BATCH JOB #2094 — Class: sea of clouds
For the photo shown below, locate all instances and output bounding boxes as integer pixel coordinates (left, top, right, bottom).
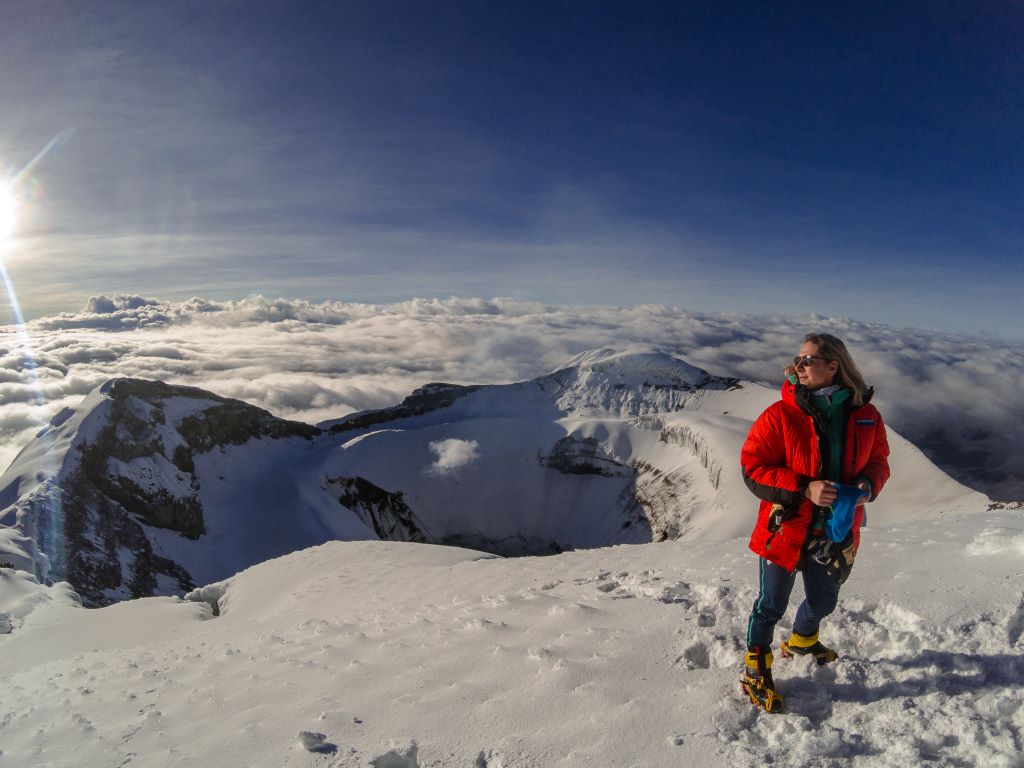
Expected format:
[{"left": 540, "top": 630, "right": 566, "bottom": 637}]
[{"left": 1, "top": 294, "right": 1021, "bottom": 500}]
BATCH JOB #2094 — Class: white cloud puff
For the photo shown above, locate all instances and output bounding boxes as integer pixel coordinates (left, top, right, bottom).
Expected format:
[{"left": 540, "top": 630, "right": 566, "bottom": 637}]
[
  {"left": 0, "top": 294, "right": 1021, "bottom": 499},
  {"left": 427, "top": 439, "right": 481, "bottom": 476}
]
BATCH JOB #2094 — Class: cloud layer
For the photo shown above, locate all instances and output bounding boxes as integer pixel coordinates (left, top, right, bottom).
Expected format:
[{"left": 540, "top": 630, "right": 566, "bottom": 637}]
[{"left": 2, "top": 295, "right": 1021, "bottom": 500}]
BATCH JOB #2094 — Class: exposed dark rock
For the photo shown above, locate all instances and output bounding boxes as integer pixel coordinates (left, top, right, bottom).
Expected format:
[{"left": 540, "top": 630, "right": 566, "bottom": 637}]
[
  {"left": 439, "top": 532, "right": 565, "bottom": 557},
  {"left": 84, "top": 378, "right": 319, "bottom": 541},
  {"left": 35, "top": 483, "right": 195, "bottom": 607},
  {"left": 328, "top": 476, "right": 428, "bottom": 542},
  {"left": 630, "top": 461, "right": 692, "bottom": 541},
  {"left": 8, "top": 352, "right": 744, "bottom": 605},
  {"left": 541, "top": 436, "right": 632, "bottom": 477},
  {"left": 987, "top": 501, "right": 1024, "bottom": 510},
  {"left": 35, "top": 378, "right": 323, "bottom": 606},
  {"left": 177, "top": 402, "right": 319, "bottom": 453},
  {"left": 172, "top": 444, "right": 195, "bottom": 475},
  {"left": 76, "top": 382, "right": 204, "bottom": 539},
  {"left": 328, "top": 383, "right": 481, "bottom": 434}
]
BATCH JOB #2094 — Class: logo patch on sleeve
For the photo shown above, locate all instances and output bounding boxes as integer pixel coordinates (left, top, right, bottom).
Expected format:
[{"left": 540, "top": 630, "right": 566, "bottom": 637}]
[{"left": 856, "top": 418, "right": 876, "bottom": 425}]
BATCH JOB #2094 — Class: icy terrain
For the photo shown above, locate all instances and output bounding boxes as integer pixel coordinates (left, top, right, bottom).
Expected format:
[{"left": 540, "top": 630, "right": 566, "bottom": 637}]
[
  {"left": 0, "top": 349, "right": 983, "bottom": 604},
  {"left": 0, "top": 347, "right": 1017, "bottom": 766},
  {"left": 1, "top": 503, "right": 1022, "bottom": 767}
]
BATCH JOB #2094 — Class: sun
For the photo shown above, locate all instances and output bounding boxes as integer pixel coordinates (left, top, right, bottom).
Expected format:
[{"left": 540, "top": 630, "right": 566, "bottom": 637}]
[{"left": 0, "top": 182, "right": 17, "bottom": 241}]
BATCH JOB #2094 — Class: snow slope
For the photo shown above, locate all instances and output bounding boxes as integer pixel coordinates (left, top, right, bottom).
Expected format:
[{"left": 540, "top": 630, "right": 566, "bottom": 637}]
[
  {"left": 318, "top": 347, "right": 986, "bottom": 548},
  {"left": 1, "top": 503, "right": 1022, "bottom": 767},
  {"left": 0, "top": 348, "right": 1015, "bottom": 766},
  {"left": 0, "top": 379, "right": 376, "bottom": 604},
  {"left": 0, "top": 348, "right": 987, "bottom": 607}
]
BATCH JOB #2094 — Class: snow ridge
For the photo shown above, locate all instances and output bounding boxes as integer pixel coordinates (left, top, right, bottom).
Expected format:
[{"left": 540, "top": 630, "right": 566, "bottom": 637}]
[
  {"left": 0, "top": 348, "right": 1014, "bottom": 768},
  {"left": 549, "top": 347, "right": 741, "bottom": 416},
  {"left": 0, "top": 348, "right": 989, "bottom": 609},
  {"left": 657, "top": 420, "right": 726, "bottom": 490}
]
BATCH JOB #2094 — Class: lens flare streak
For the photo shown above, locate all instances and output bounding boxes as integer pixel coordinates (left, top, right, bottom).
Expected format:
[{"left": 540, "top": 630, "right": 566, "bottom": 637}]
[
  {"left": 0, "top": 129, "right": 75, "bottom": 582},
  {"left": 0, "top": 184, "right": 15, "bottom": 241}
]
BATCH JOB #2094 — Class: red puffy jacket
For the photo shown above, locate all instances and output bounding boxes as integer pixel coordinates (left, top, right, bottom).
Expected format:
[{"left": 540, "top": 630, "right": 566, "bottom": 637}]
[{"left": 741, "top": 378, "right": 890, "bottom": 571}]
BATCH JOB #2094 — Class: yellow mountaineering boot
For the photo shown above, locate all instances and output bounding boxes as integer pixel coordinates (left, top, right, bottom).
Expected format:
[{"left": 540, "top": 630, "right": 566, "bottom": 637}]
[
  {"left": 741, "top": 647, "right": 784, "bottom": 713},
  {"left": 780, "top": 631, "right": 839, "bottom": 665}
]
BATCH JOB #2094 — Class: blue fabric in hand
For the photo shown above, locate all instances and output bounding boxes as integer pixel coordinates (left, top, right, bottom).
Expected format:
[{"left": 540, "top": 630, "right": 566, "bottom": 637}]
[{"left": 826, "top": 483, "right": 868, "bottom": 543}]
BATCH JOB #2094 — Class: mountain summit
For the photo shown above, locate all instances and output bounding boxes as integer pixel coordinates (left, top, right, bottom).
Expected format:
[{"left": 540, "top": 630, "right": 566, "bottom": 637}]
[
  {"left": 0, "top": 350, "right": 985, "bottom": 606},
  {"left": 548, "top": 347, "right": 740, "bottom": 414}
]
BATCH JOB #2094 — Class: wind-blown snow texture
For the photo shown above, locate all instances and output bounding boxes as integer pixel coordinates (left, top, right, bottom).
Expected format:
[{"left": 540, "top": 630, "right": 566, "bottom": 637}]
[{"left": 2, "top": 506, "right": 1022, "bottom": 767}]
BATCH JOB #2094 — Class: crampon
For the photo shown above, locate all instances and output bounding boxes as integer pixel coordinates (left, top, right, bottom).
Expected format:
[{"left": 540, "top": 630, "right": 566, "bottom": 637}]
[
  {"left": 741, "top": 671, "right": 785, "bottom": 713},
  {"left": 780, "top": 632, "right": 839, "bottom": 666},
  {"left": 741, "top": 647, "right": 785, "bottom": 713}
]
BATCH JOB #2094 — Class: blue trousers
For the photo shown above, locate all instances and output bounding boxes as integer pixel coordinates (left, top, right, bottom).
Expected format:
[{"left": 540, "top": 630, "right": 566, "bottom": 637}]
[{"left": 746, "top": 556, "right": 841, "bottom": 650}]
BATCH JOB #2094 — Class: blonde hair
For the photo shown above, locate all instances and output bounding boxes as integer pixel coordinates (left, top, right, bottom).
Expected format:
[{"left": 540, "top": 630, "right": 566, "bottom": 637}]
[{"left": 785, "top": 333, "right": 869, "bottom": 406}]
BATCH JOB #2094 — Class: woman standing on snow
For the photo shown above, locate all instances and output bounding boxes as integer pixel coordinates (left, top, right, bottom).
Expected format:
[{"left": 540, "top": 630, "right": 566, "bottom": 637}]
[{"left": 739, "top": 333, "right": 890, "bottom": 713}]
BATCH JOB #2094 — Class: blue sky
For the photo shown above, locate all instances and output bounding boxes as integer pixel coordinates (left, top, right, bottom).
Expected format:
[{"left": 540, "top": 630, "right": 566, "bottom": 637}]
[{"left": 1, "top": 1, "right": 1021, "bottom": 336}]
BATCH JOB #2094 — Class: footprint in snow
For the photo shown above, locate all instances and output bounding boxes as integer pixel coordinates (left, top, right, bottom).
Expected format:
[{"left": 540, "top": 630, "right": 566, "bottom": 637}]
[
  {"left": 475, "top": 750, "right": 508, "bottom": 767},
  {"left": 676, "top": 642, "right": 711, "bottom": 670},
  {"left": 1007, "top": 595, "right": 1024, "bottom": 647},
  {"left": 657, "top": 581, "right": 693, "bottom": 604},
  {"left": 370, "top": 742, "right": 419, "bottom": 767},
  {"left": 297, "top": 731, "right": 337, "bottom": 754},
  {"left": 710, "top": 691, "right": 759, "bottom": 739}
]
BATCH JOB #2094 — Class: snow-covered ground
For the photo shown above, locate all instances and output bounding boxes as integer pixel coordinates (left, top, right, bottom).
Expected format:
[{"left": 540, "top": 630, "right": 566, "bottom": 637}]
[
  {"left": 0, "top": 348, "right": 985, "bottom": 600},
  {"left": 0, "top": 347, "right": 1019, "bottom": 766},
  {"left": 2, "top": 501, "right": 1022, "bottom": 767}
]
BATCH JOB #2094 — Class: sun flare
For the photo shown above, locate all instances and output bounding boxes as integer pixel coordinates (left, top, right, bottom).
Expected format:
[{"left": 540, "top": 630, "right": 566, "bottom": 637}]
[{"left": 0, "top": 182, "right": 17, "bottom": 241}]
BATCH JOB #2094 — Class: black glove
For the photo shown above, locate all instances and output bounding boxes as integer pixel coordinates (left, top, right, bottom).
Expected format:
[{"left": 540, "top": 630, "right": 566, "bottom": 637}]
[
  {"left": 824, "top": 533, "right": 856, "bottom": 585},
  {"left": 767, "top": 503, "right": 795, "bottom": 532}
]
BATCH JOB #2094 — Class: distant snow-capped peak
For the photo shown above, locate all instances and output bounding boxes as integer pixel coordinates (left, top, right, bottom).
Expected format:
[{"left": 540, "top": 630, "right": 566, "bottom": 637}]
[
  {"left": 553, "top": 347, "right": 714, "bottom": 384},
  {"left": 546, "top": 347, "right": 741, "bottom": 416}
]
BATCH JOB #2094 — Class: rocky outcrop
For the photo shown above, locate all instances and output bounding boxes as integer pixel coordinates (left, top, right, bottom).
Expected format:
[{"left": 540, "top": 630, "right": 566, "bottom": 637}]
[
  {"left": 328, "top": 383, "right": 482, "bottom": 434},
  {"left": 326, "top": 476, "right": 428, "bottom": 542},
  {"left": 658, "top": 423, "right": 725, "bottom": 490},
  {"left": 438, "top": 531, "right": 566, "bottom": 557},
  {"left": 630, "top": 461, "right": 695, "bottom": 541},
  {"left": 41, "top": 480, "right": 197, "bottom": 607},
  {"left": 1, "top": 349, "right": 771, "bottom": 608},
  {"left": 177, "top": 399, "right": 320, "bottom": 453},
  {"left": 541, "top": 436, "right": 633, "bottom": 478},
  {"left": 79, "top": 379, "right": 318, "bottom": 539},
  {"left": 14, "top": 378, "right": 322, "bottom": 606}
]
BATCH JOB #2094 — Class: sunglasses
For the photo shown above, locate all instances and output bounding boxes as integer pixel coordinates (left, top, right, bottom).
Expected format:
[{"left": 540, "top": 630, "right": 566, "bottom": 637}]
[{"left": 793, "top": 355, "right": 826, "bottom": 368}]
